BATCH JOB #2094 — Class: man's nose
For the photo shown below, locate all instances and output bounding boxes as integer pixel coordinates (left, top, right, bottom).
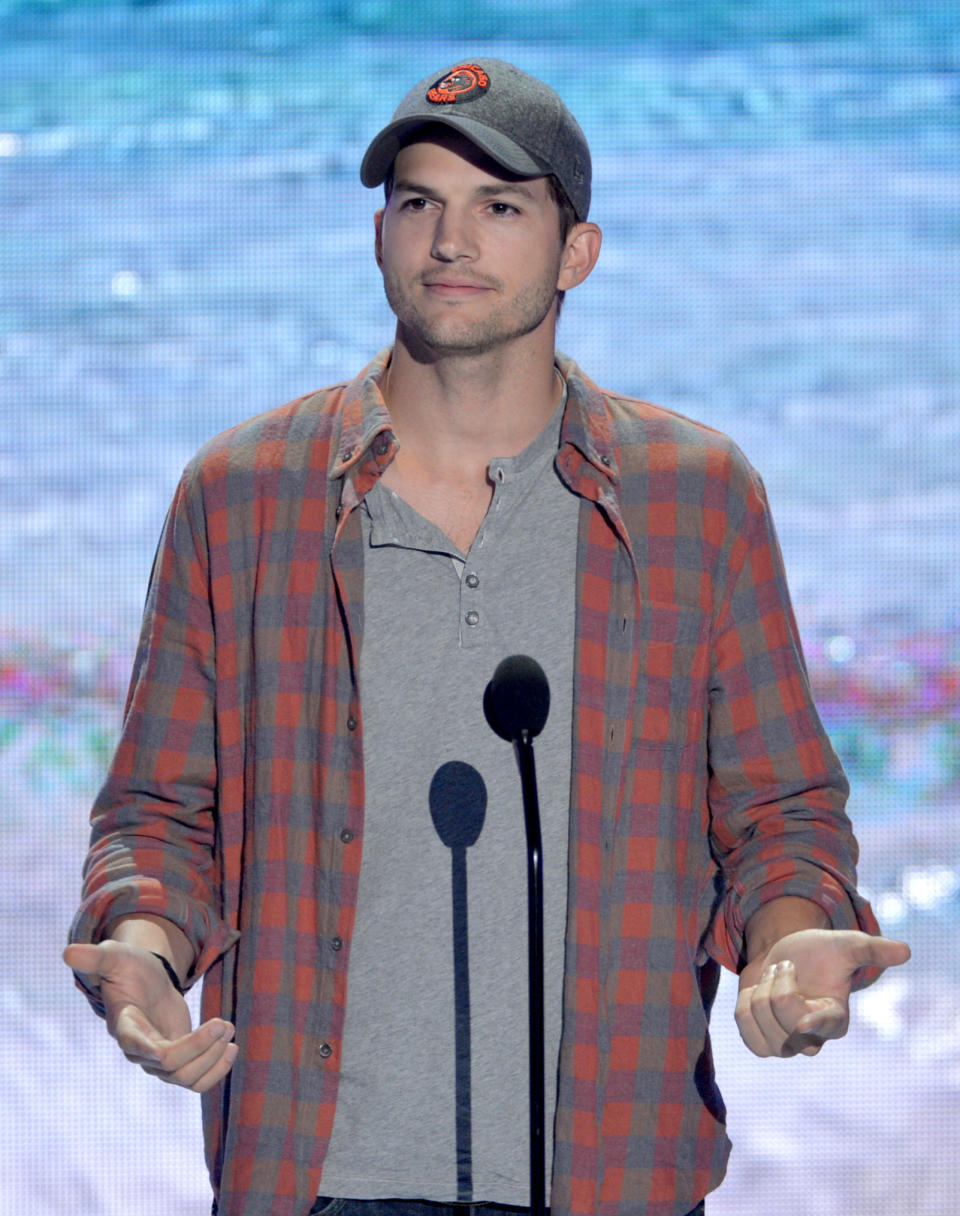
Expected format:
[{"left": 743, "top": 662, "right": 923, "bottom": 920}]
[{"left": 431, "top": 207, "right": 478, "bottom": 261}]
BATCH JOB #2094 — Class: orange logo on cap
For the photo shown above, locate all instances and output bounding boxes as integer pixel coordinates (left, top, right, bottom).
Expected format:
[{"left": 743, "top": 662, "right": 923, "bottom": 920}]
[{"left": 427, "top": 64, "right": 490, "bottom": 104}]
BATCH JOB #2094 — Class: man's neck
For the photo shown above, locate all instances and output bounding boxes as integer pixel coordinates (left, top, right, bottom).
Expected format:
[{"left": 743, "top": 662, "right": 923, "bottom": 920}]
[
  {"left": 375, "top": 326, "right": 564, "bottom": 553},
  {"left": 382, "top": 328, "right": 563, "bottom": 472}
]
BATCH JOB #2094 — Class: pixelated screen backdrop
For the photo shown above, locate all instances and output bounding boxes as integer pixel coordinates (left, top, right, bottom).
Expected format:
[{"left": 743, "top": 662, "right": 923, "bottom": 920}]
[{"left": 2, "top": 2, "right": 958, "bottom": 1213}]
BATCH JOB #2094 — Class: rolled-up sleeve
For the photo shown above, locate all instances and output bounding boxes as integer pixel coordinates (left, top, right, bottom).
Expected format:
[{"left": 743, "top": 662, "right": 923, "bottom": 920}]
[
  {"left": 700, "top": 468, "right": 879, "bottom": 973},
  {"left": 69, "top": 465, "right": 239, "bottom": 1015}
]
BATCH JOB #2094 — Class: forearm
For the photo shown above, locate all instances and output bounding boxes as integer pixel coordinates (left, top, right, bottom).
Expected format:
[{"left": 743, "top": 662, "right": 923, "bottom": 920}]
[{"left": 107, "top": 914, "right": 194, "bottom": 985}]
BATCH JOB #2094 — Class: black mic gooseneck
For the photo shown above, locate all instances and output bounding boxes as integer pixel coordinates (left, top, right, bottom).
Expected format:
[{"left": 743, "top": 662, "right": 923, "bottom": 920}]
[{"left": 484, "top": 655, "right": 550, "bottom": 1216}]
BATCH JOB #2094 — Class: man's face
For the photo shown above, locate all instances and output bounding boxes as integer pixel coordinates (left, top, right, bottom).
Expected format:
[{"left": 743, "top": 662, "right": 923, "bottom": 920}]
[{"left": 375, "top": 130, "right": 568, "bottom": 358}]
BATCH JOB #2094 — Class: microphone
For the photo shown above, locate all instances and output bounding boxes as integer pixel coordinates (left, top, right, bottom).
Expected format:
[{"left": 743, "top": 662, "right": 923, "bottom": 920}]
[
  {"left": 483, "top": 654, "right": 550, "bottom": 744},
  {"left": 428, "top": 760, "right": 488, "bottom": 1202},
  {"left": 484, "top": 655, "right": 550, "bottom": 1216}
]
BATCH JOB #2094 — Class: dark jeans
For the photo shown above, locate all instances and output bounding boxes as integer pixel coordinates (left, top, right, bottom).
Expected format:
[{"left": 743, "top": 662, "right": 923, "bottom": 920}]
[{"left": 310, "top": 1200, "right": 706, "bottom": 1216}]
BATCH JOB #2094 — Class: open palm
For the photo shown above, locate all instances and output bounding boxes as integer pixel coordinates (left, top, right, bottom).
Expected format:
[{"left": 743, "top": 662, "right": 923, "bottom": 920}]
[{"left": 64, "top": 940, "right": 237, "bottom": 1092}]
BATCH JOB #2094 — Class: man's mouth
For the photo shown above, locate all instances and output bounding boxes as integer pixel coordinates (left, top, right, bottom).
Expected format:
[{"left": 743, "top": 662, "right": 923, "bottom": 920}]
[{"left": 420, "top": 276, "right": 496, "bottom": 295}]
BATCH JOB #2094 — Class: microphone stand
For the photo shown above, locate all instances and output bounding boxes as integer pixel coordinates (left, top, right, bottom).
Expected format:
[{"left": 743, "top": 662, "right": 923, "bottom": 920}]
[
  {"left": 484, "top": 654, "right": 550, "bottom": 1216},
  {"left": 515, "top": 728, "right": 545, "bottom": 1216}
]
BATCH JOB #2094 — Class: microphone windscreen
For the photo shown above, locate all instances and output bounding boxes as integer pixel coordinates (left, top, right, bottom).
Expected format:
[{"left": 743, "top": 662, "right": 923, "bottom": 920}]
[
  {"left": 484, "top": 654, "right": 550, "bottom": 742},
  {"left": 429, "top": 760, "right": 488, "bottom": 849}
]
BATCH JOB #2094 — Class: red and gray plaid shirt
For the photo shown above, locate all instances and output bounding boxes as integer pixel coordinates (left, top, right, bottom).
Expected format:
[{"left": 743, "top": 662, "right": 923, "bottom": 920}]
[{"left": 71, "top": 350, "right": 877, "bottom": 1216}]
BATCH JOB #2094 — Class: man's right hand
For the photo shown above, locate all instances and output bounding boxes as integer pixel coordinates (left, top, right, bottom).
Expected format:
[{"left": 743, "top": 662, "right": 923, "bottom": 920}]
[{"left": 63, "top": 940, "right": 238, "bottom": 1093}]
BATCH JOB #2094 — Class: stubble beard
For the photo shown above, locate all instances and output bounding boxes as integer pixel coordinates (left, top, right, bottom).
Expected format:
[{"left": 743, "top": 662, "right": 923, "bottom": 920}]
[{"left": 383, "top": 268, "right": 560, "bottom": 358}]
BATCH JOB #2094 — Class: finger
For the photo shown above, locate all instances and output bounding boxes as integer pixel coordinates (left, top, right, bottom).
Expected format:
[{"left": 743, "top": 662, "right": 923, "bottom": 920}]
[
  {"left": 156, "top": 1019, "right": 236, "bottom": 1076},
  {"left": 752, "top": 962, "right": 811, "bottom": 1056},
  {"left": 735, "top": 1002, "right": 771, "bottom": 1057},
  {"left": 189, "top": 1040, "right": 239, "bottom": 1093},
  {"left": 770, "top": 962, "right": 853, "bottom": 1056},
  {"left": 734, "top": 1004, "right": 759, "bottom": 1055},
  {"left": 769, "top": 960, "right": 817, "bottom": 1037},
  {"left": 115, "top": 1006, "right": 236, "bottom": 1087},
  {"left": 160, "top": 1040, "right": 238, "bottom": 1094},
  {"left": 796, "top": 996, "right": 849, "bottom": 1041},
  {"left": 149, "top": 1026, "right": 239, "bottom": 1094},
  {"left": 735, "top": 968, "right": 775, "bottom": 1057},
  {"left": 791, "top": 1034, "right": 823, "bottom": 1058},
  {"left": 147, "top": 1016, "right": 236, "bottom": 1084},
  {"left": 771, "top": 995, "right": 848, "bottom": 1058},
  {"left": 746, "top": 965, "right": 780, "bottom": 1051}
]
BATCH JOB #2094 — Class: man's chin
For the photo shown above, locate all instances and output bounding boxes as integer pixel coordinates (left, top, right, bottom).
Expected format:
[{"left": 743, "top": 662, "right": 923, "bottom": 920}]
[{"left": 399, "top": 320, "right": 504, "bottom": 359}]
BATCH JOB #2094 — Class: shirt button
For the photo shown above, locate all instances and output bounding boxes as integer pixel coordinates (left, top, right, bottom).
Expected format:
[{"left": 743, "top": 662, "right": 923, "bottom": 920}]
[
  {"left": 464, "top": 610, "right": 480, "bottom": 627},
  {"left": 347, "top": 715, "right": 358, "bottom": 731},
  {"left": 340, "top": 447, "right": 353, "bottom": 462},
  {"left": 340, "top": 828, "right": 354, "bottom": 844},
  {"left": 465, "top": 572, "right": 480, "bottom": 589},
  {"left": 317, "top": 1042, "right": 332, "bottom": 1060},
  {"left": 375, "top": 436, "right": 390, "bottom": 456},
  {"left": 599, "top": 453, "right": 611, "bottom": 467},
  {"left": 331, "top": 936, "right": 343, "bottom": 951}
]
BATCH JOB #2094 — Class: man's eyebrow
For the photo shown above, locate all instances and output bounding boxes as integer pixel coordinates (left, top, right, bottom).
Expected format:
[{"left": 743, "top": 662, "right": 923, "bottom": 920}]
[
  {"left": 392, "top": 178, "right": 540, "bottom": 202},
  {"left": 472, "top": 181, "right": 539, "bottom": 201}
]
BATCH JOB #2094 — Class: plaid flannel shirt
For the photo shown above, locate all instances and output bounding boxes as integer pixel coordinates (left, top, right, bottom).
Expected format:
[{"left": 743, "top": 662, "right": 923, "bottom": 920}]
[{"left": 71, "top": 349, "right": 878, "bottom": 1216}]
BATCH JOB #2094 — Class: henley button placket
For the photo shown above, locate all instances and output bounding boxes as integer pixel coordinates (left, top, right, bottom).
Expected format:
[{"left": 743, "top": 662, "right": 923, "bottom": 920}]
[{"left": 460, "top": 560, "right": 484, "bottom": 649}]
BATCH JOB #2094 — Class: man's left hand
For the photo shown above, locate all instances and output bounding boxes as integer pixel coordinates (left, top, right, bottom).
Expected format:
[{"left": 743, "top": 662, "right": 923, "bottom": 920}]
[{"left": 735, "top": 929, "right": 910, "bottom": 1058}]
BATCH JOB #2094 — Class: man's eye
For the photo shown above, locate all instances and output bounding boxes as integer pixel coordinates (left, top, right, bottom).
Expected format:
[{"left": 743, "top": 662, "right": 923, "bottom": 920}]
[
  {"left": 489, "top": 202, "right": 517, "bottom": 216},
  {"left": 401, "top": 197, "right": 429, "bottom": 210}
]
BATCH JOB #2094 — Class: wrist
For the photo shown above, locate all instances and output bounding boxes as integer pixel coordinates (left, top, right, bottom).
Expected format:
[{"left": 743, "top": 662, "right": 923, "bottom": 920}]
[
  {"left": 743, "top": 896, "right": 830, "bottom": 968},
  {"left": 107, "top": 913, "right": 194, "bottom": 980},
  {"left": 150, "top": 951, "right": 186, "bottom": 994}
]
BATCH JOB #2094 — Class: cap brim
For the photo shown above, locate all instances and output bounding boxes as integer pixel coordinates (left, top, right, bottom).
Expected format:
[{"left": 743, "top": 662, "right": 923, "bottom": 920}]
[{"left": 360, "top": 114, "right": 550, "bottom": 187}]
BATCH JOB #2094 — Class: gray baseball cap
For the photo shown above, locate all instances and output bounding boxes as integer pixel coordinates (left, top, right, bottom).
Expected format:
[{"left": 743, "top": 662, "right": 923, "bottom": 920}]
[{"left": 360, "top": 58, "right": 591, "bottom": 221}]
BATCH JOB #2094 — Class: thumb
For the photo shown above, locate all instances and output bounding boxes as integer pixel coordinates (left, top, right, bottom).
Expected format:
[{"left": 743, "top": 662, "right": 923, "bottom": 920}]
[
  {"left": 840, "top": 934, "right": 911, "bottom": 991},
  {"left": 853, "top": 934, "right": 911, "bottom": 969},
  {"left": 63, "top": 941, "right": 110, "bottom": 984}
]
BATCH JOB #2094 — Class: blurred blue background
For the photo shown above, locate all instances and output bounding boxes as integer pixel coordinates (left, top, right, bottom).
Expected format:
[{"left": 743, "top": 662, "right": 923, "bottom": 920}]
[{"left": 1, "top": 2, "right": 957, "bottom": 1212}]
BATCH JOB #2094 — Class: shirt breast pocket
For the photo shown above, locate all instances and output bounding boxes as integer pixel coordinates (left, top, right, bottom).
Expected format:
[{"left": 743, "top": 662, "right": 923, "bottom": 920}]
[
  {"left": 627, "top": 601, "right": 713, "bottom": 868},
  {"left": 632, "top": 599, "right": 711, "bottom": 758}
]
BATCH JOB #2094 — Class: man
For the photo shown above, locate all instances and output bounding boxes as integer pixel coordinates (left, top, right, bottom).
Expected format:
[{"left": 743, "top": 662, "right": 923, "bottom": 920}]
[{"left": 65, "top": 59, "right": 908, "bottom": 1216}]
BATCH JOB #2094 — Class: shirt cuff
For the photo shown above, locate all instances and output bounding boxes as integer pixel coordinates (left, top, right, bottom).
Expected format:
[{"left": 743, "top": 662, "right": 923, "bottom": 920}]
[
  {"left": 67, "top": 878, "right": 240, "bottom": 1016},
  {"left": 700, "top": 859, "right": 881, "bottom": 978}
]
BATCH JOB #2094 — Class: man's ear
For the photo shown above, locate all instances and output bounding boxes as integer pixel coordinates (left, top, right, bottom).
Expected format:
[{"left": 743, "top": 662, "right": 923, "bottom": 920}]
[
  {"left": 557, "top": 222, "right": 602, "bottom": 293},
  {"left": 374, "top": 207, "right": 385, "bottom": 268}
]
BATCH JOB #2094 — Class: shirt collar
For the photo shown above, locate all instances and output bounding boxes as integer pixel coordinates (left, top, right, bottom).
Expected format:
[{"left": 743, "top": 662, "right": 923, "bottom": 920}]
[
  {"left": 330, "top": 347, "right": 396, "bottom": 481},
  {"left": 555, "top": 350, "right": 618, "bottom": 482},
  {"left": 330, "top": 346, "right": 619, "bottom": 490}
]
